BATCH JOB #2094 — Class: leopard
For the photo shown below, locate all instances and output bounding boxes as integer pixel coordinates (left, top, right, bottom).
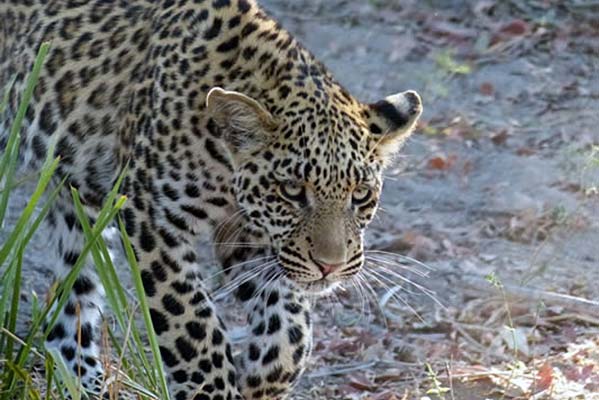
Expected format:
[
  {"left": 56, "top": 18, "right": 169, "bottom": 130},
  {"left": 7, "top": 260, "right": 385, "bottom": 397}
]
[{"left": 0, "top": 0, "right": 422, "bottom": 399}]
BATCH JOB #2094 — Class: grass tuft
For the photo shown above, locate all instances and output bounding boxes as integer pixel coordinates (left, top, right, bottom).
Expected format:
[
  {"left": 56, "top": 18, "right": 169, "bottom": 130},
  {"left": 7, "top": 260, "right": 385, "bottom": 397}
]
[{"left": 0, "top": 42, "right": 167, "bottom": 399}]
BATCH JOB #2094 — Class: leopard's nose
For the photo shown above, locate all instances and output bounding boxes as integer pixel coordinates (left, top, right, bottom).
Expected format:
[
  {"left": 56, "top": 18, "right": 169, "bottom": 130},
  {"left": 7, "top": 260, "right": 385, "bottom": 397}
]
[{"left": 314, "top": 259, "right": 344, "bottom": 277}]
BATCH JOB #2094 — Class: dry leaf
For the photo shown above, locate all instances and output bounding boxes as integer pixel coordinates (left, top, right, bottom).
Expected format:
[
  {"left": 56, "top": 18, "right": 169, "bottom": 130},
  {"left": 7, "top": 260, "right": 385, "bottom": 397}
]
[
  {"left": 499, "top": 19, "right": 529, "bottom": 36},
  {"left": 427, "top": 155, "right": 456, "bottom": 170},
  {"left": 516, "top": 147, "right": 535, "bottom": 156},
  {"left": 348, "top": 374, "right": 377, "bottom": 392},
  {"left": 491, "top": 129, "right": 509, "bottom": 146},
  {"left": 534, "top": 362, "right": 554, "bottom": 393},
  {"left": 480, "top": 82, "right": 495, "bottom": 96}
]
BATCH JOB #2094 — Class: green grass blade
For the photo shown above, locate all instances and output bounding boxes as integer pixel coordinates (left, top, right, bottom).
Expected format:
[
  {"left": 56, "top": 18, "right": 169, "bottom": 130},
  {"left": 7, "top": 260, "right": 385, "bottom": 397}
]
[
  {"left": 0, "top": 132, "right": 20, "bottom": 226},
  {"left": 10, "top": 195, "right": 126, "bottom": 381},
  {"left": 19, "top": 177, "right": 65, "bottom": 250},
  {"left": 4, "top": 250, "right": 23, "bottom": 369},
  {"left": 0, "top": 156, "right": 60, "bottom": 267},
  {"left": 0, "top": 178, "right": 64, "bottom": 391},
  {"left": 0, "top": 257, "right": 17, "bottom": 349},
  {"left": 3, "top": 361, "right": 42, "bottom": 400},
  {"left": 0, "top": 177, "right": 62, "bottom": 330},
  {"left": 44, "top": 194, "right": 127, "bottom": 334},
  {"left": 93, "top": 168, "right": 161, "bottom": 388},
  {"left": 0, "top": 75, "right": 16, "bottom": 114},
  {"left": 7, "top": 196, "right": 125, "bottom": 397},
  {"left": 0, "top": 157, "right": 61, "bottom": 395},
  {"left": 70, "top": 187, "right": 155, "bottom": 386},
  {"left": 46, "top": 348, "right": 81, "bottom": 400},
  {"left": 0, "top": 41, "right": 50, "bottom": 224},
  {"left": 44, "top": 355, "right": 54, "bottom": 400},
  {"left": 118, "top": 217, "right": 171, "bottom": 400}
]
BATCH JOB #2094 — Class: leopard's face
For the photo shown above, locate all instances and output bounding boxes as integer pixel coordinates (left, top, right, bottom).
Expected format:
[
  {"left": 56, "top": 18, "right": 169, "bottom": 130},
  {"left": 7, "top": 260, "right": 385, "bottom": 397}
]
[
  {"left": 233, "top": 132, "right": 382, "bottom": 293},
  {"left": 207, "top": 85, "right": 422, "bottom": 293}
]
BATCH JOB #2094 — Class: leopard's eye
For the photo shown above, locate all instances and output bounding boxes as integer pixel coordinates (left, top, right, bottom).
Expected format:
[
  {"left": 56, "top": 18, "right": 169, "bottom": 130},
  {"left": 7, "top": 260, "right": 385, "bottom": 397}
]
[
  {"left": 352, "top": 185, "right": 372, "bottom": 206},
  {"left": 279, "top": 181, "right": 307, "bottom": 206}
]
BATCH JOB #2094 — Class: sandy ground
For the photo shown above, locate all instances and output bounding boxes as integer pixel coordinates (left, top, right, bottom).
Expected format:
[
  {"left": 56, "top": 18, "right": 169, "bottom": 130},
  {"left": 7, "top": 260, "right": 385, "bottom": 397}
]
[{"left": 4, "top": 0, "right": 599, "bottom": 399}]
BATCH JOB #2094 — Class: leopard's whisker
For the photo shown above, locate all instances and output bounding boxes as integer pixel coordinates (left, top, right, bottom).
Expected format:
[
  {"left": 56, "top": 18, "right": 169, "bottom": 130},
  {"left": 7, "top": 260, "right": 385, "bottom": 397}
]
[
  {"left": 216, "top": 222, "right": 252, "bottom": 246},
  {"left": 331, "top": 290, "right": 342, "bottom": 320},
  {"left": 365, "top": 266, "right": 421, "bottom": 296},
  {"left": 212, "top": 261, "right": 278, "bottom": 301},
  {"left": 212, "top": 242, "right": 267, "bottom": 248},
  {"left": 364, "top": 249, "right": 435, "bottom": 271},
  {"left": 367, "top": 261, "right": 431, "bottom": 290},
  {"left": 213, "top": 215, "right": 262, "bottom": 254},
  {"left": 250, "top": 268, "right": 282, "bottom": 307},
  {"left": 347, "top": 278, "right": 365, "bottom": 323},
  {"left": 365, "top": 258, "right": 427, "bottom": 289},
  {"left": 210, "top": 268, "right": 263, "bottom": 303},
  {"left": 362, "top": 270, "right": 411, "bottom": 308},
  {"left": 220, "top": 262, "right": 278, "bottom": 297},
  {"left": 330, "top": 287, "right": 342, "bottom": 308},
  {"left": 202, "top": 254, "right": 276, "bottom": 284},
  {"left": 320, "top": 286, "right": 336, "bottom": 319},
  {"left": 356, "top": 276, "right": 369, "bottom": 318},
  {"left": 354, "top": 273, "right": 385, "bottom": 327},
  {"left": 213, "top": 209, "right": 247, "bottom": 239},
  {"left": 366, "top": 261, "right": 444, "bottom": 308},
  {"left": 365, "top": 255, "right": 430, "bottom": 278},
  {"left": 361, "top": 269, "right": 425, "bottom": 323},
  {"left": 332, "top": 282, "right": 358, "bottom": 323}
]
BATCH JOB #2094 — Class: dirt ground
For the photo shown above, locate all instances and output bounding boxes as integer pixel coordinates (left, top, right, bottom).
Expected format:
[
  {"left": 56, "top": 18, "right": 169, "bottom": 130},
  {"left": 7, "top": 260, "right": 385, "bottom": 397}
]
[{"left": 6, "top": 0, "right": 599, "bottom": 399}]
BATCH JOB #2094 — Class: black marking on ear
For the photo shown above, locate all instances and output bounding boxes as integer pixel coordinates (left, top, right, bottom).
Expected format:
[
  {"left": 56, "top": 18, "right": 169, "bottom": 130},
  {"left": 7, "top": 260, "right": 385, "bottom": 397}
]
[
  {"left": 371, "top": 100, "right": 409, "bottom": 130},
  {"left": 404, "top": 91, "right": 421, "bottom": 114},
  {"left": 369, "top": 123, "right": 382, "bottom": 135}
]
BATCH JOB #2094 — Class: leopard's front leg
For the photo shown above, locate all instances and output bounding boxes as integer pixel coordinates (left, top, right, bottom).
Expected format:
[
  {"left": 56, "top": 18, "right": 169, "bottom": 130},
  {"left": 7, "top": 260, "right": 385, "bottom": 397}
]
[
  {"left": 237, "top": 281, "right": 312, "bottom": 400},
  {"left": 123, "top": 203, "right": 242, "bottom": 400},
  {"left": 219, "top": 247, "right": 313, "bottom": 400}
]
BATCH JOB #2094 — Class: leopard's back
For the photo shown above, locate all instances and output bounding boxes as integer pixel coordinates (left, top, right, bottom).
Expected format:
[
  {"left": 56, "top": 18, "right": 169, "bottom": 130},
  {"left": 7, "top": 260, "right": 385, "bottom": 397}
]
[{"left": 0, "top": 1, "right": 154, "bottom": 204}]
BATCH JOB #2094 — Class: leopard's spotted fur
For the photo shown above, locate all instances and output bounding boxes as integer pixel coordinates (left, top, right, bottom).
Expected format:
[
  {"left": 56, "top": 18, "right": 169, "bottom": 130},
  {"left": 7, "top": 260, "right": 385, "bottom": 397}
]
[{"left": 0, "top": 1, "right": 422, "bottom": 399}]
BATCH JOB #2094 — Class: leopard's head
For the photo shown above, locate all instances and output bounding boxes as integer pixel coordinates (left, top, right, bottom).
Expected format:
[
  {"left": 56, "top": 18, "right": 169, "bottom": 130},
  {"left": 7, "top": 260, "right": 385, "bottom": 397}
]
[{"left": 206, "top": 78, "right": 422, "bottom": 294}]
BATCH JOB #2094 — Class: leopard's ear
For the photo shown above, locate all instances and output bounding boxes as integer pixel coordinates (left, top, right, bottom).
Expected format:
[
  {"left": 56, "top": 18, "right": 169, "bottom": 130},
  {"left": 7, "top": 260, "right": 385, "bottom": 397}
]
[
  {"left": 365, "top": 90, "right": 422, "bottom": 158},
  {"left": 206, "top": 87, "right": 278, "bottom": 155}
]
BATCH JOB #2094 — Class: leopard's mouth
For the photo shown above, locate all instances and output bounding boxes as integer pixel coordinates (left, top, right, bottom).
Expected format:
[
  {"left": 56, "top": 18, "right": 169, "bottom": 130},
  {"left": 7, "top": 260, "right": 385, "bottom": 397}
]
[{"left": 274, "top": 261, "right": 343, "bottom": 295}]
